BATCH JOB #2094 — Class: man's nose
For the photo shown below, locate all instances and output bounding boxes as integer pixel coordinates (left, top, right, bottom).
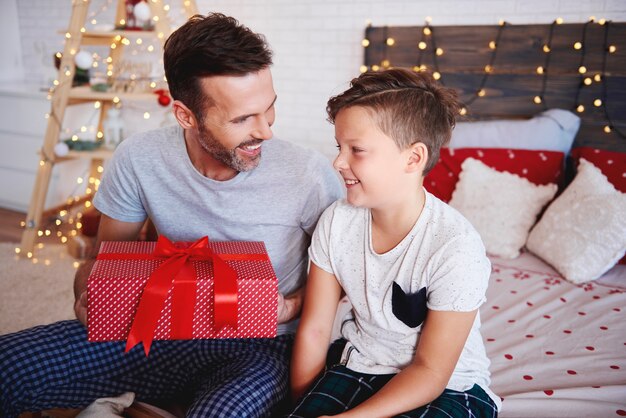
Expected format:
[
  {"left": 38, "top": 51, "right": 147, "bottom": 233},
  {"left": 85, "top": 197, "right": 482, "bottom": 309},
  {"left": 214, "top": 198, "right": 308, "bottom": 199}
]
[{"left": 252, "top": 117, "right": 273, "bottom": 140}]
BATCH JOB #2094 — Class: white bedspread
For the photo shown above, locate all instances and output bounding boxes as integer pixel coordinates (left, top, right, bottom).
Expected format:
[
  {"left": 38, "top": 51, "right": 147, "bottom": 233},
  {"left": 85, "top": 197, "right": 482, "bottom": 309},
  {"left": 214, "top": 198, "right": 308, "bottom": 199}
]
[{"left": 482, "top": 252, "right": 626, "bottom": 417}]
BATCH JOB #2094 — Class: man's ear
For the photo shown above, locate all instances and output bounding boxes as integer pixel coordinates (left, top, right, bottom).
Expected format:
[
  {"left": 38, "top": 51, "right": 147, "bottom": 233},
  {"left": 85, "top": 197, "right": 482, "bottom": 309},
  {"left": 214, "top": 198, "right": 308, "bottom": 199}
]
[
  {"left": 172, "top": 100, "right": 197, "bottom": 129},
  {"left": 406, "top": 142, "right": 429, "bottom": 174}
]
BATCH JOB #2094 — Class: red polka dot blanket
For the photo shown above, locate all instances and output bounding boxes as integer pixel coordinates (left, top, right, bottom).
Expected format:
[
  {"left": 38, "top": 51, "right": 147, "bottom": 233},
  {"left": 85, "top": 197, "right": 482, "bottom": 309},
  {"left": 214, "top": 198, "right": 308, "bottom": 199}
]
[{"left": 481, "top": 252, "right": 626, "bottom": 417}]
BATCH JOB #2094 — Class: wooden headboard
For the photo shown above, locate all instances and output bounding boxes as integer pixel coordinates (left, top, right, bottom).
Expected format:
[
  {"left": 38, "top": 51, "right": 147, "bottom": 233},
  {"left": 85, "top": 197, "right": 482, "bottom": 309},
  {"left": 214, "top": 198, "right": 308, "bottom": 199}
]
[{"left": 362, "top": 21, "right": 626, "bottom": 152}]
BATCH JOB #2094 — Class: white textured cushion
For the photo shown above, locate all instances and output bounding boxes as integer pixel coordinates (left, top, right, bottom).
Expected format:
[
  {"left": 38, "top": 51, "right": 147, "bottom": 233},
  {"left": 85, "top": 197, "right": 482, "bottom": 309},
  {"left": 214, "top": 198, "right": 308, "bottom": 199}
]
[
  {"left": 450, "top": 158, "right": 557, "bottom": 259},
  {"left": 450, "top": 109, "right": 580, "bottom": 154},
  {"left": 527, "top": 158, "right": 626, "bottom": 283}
]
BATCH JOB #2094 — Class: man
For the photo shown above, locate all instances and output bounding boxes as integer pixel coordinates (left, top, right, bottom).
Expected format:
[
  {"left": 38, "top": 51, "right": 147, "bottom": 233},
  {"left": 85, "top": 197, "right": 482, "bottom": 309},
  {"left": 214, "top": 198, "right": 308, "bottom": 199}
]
[{"left": 0, "top": 13, "right": 343, "bottom": 417}]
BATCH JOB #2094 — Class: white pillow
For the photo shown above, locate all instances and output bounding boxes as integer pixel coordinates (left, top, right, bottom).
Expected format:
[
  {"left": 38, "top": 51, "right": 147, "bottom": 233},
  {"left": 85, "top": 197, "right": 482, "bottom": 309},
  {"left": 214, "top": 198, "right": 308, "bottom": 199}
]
[
  {"left": 450, "top": 109, "right": 580, "bottom": 154},
  {"left": 527, "top": 158, "right": 626, "bottom": 284},
  {"left": 450, "top": 158, "right": 557, "bottom": 259}
]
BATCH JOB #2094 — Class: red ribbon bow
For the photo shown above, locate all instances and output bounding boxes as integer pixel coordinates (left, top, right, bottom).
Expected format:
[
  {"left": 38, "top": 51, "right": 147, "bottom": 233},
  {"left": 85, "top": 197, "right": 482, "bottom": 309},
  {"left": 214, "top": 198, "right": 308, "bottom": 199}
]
[{"left": 98, "top": 236, "right": 238, "bottom": 355}]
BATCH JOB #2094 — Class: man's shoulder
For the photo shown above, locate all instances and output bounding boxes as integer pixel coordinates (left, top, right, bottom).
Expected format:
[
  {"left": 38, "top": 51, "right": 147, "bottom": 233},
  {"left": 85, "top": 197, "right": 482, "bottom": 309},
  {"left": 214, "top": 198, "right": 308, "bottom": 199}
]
[{"left": 118, "top": 125, "right": 179, "bottom": 151}]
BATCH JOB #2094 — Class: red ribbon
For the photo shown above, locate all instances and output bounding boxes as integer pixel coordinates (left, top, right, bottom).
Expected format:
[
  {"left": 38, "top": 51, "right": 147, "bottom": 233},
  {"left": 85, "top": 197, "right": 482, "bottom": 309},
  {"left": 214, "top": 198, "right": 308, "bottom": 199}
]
[{"left": 96, "top": 236, "right": 267, "bottom": 355}]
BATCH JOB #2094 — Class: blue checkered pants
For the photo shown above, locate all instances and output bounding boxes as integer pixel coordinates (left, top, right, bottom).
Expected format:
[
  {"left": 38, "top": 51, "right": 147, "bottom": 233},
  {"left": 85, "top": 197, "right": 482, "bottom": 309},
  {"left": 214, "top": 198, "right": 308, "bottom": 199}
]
[{"left": 0, "top": 320, "right": 293, "bottom": 418}]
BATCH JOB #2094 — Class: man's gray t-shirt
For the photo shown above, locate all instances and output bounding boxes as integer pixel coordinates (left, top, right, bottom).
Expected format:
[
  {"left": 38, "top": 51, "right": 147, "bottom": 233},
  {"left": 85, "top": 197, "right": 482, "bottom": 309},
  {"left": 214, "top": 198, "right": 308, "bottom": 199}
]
[{"left": 93, "top": 124, "right": 344, "bottom": 334}]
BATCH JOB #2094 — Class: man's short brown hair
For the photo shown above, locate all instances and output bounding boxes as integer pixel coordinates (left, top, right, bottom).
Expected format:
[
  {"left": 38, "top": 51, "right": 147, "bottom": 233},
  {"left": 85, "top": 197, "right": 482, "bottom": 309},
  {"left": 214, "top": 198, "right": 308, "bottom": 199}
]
[
  {"left": 327, "top": 68, "right": 460, "bottom": 174},
  {"left": 164, "top": 13, "right": 273, "bottom": 119}
]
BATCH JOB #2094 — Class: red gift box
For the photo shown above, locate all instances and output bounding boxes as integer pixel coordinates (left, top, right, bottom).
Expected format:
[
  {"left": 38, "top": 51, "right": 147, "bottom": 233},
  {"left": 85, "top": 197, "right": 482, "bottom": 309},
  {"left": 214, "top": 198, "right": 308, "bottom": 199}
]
[{"left": 88, "top": 236, "right": 277, "bottom": 355}]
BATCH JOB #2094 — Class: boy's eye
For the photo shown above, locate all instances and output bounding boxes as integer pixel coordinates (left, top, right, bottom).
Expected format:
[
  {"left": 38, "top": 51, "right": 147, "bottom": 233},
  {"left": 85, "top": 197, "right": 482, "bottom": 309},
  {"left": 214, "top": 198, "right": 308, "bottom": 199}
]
[{"left": 352, "top": 147, "right": 363, "bottom": 153}]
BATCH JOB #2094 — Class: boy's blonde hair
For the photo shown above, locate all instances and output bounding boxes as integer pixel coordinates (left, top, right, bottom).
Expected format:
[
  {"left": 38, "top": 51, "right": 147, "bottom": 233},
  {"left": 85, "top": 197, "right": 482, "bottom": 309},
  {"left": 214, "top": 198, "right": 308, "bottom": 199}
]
[{"left": 326, "top": 68, "right": 460, "bottom": 174}]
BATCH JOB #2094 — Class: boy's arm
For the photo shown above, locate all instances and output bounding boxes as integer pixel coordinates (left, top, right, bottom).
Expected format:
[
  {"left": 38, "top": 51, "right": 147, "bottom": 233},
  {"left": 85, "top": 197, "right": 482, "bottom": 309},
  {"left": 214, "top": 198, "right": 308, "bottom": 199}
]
[
  {"left": 74, "top": 214, "right": 145, "bottom": 326},
  {"left": 332, "top": 309, "right": 477, "bottom": 418},
  {"left": 290, "top": 262, "right": 343, "bottom": 402}
]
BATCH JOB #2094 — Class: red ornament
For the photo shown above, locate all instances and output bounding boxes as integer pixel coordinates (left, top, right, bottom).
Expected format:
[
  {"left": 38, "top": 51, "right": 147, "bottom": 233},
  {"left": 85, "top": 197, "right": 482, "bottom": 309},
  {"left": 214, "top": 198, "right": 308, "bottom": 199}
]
[
  {"left": 158, "top": 94, "right": 171, "bottom": 106},
  {"left": 154, "top": 89, "right": 171, "bottom": 107}
]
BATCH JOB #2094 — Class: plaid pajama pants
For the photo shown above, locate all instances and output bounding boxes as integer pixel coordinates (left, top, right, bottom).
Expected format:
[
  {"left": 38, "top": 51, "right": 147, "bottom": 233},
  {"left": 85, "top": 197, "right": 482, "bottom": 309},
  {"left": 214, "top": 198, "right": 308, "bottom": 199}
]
[
  {"left": 0, "top": 320, "right": 293, "bottom": 418},
  {"left": 287, "top": 365, "right": 498, "bottom": 418}
]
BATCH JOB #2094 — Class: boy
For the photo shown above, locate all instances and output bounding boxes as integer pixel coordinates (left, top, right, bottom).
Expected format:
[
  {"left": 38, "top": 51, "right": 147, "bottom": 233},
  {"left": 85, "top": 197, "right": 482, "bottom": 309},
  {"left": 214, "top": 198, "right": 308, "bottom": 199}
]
[{"left": 288, "top": 68, "right": 501, "bottom": 417}]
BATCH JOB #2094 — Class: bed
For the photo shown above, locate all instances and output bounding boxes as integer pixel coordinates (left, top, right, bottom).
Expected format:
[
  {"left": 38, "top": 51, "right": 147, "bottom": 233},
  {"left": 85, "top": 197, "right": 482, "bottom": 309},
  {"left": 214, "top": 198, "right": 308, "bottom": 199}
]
[{"left": 359, "top": 20, "right": 626, "bottom": 417}]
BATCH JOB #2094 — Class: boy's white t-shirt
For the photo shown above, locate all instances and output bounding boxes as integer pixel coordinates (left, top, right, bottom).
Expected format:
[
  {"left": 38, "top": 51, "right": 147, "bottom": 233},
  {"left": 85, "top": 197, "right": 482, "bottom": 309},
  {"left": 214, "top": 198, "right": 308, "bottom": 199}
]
[{"left": 309, "top": 193, "right": 500, "bottom": 409}]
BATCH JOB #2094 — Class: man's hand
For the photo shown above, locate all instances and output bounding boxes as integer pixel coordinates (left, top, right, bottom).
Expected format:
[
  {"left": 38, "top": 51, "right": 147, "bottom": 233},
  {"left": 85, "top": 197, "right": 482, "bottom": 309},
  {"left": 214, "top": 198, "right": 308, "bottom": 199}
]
[
  {"left": 73, "top": 258, "right": 96, "bottom": 327},
  {"left": 74, "top": 291, "right": 88, "bottom": 326},
  {"left": 277, "top": 288, "right": 304, "bottom": 324}
]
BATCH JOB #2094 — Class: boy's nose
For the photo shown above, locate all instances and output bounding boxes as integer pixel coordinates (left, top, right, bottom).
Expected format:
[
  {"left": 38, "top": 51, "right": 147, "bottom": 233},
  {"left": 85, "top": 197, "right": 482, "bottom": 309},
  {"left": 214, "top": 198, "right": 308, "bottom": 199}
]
[{"left": 333, "top": 153, "right": 347, "bottom": 171}]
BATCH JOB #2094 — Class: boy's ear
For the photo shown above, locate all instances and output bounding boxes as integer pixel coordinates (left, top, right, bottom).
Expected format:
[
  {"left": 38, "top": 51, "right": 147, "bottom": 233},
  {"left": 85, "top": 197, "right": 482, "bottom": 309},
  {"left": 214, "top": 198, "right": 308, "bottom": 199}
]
[
  {"left": 172, "top": 100, "right": 197, "bottom": 129},
  {"left": 406, "top": 142, "right": 428, "bottom": 174}
]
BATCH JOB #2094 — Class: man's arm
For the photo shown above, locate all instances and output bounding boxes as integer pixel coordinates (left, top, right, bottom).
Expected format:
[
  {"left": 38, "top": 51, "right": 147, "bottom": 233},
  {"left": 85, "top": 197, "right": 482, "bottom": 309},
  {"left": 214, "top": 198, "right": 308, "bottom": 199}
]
[{"left": 73, "top": 214, "right": 145, "bottom": 326}]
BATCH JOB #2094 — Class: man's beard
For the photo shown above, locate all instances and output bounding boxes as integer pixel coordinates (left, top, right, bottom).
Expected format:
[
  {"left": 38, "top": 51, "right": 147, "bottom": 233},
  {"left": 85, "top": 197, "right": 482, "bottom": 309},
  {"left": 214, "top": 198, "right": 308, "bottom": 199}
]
[{"left": 197, "top": 124, "right": 262, "bottom": 172}]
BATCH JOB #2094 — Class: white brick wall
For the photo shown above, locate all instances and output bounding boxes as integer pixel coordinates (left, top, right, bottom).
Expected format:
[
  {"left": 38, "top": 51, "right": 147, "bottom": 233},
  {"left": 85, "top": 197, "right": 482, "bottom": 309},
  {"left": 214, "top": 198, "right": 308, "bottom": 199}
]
[{"left": 11, "top": 0, "right": 626, "bottom": 159}]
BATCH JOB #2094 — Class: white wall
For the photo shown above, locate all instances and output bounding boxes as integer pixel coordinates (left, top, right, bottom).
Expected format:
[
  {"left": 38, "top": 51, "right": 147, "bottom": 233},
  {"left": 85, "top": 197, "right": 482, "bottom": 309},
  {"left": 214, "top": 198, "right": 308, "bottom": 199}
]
[
  {"left": 0, "top": 0, "right": 24, "bottom": 82},
  {"left": 2, "top": 0, "right": 625, "bottom": 211}
]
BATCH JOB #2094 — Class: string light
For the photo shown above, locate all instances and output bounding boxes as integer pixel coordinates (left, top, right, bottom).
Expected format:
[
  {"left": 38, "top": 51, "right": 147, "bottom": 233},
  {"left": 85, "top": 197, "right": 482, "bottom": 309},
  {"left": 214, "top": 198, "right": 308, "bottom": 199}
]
[{"left": 597, "top": 21, "right": 624, "bottom": 138}]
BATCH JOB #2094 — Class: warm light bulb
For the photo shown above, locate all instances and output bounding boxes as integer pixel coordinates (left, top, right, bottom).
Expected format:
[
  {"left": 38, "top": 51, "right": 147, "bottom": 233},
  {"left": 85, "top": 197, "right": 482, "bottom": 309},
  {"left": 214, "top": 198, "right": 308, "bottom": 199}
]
[
  {"left": 144, "top": 112, "right": 151, "bottom": 119},
  {"left": 533, "top": 96, "right": 542, "bottom": 104},
  {"left": 423, "top": 27, "right": 431, "bottom": 35},
  {"left": 489, "top": 41, "right": 496, "bottom": 49},
  {"left": 359, "top": 65, "right": 368, "bottom": 73},
  {"left": 594, "top": 99, "right": 602, "bottom": 107},
  {"left": 371, "top": 65, "right": 380, "bottom": 71},
  {"left": 381, "top": 59, "right": 390, "bottom": 68},
  {"left": 477, "top": 89, "right": 486, "bottom": 97},
  {"left": 556, "top": 17, "right": 564, "bottom": 24},
  {"left": 609, "top": 45, "right": 617, "bottom": 53},
  {"left": 436, "top": 48, "right": 444, "bottom": 56},
  {"left": 543, "top": 45, "right": 551, "bottom": 53},
  {"left": 594, "top": 74, "right": 602, "bottom": 82},
  {"left": 386, "top": 37, "right": 395, "bottom": 46},
  {"left": 578, "top": 66, "right": 587, "bottom": 74},
  {"left": 536, "top": 66, "right": 544, "bottom": 74},
  {"left": 604, "top": 125, "right": 611, "bottom": 133},
  {"left": 584, "top": 77, "right": 592, "bottom": 85},
  {"left": 361, "top": 39, "right": 370, "bottom": 47},
  {"left": 574, "top": 42, "right": 582, "bottom": 50},
  {"left": 576, "top": 104, "right": 585, "bottom": 113},
  {"left": 484, "top": 65, "right": 493, "bottom": 73},
  {"left": 433, "top": 72, "right": 441, "bottom": 80},
  {"left": 599, "top": 18, "right": 606, "bottom": 25},
  {"left": 459, "top": 107, "right": 467, "bottom": 115}
]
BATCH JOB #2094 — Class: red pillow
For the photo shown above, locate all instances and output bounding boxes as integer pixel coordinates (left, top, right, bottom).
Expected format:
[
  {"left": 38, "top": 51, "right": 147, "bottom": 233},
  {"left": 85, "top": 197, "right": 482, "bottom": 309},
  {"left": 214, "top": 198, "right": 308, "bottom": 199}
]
[
  {"left": 571, "top": 147, "right": 626, "bottom": 193},
  {"left": 571, "top": 147, "right": 626, "bottom": 264},
  {"left": 425, "top": 148, "right": 565, "bottom": 203}
]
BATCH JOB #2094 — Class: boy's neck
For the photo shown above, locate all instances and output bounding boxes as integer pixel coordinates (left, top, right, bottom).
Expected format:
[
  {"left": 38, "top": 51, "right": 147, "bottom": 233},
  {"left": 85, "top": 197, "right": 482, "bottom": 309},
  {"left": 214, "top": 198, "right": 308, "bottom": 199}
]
[{"left": 370, "top": 187, "right": 426, "bottom": 254}]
